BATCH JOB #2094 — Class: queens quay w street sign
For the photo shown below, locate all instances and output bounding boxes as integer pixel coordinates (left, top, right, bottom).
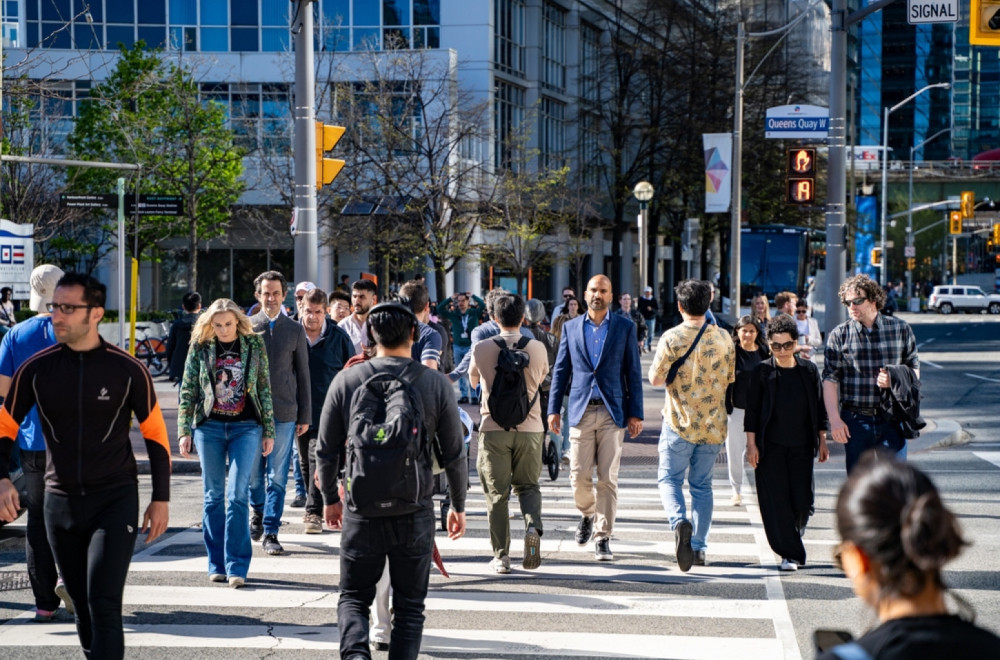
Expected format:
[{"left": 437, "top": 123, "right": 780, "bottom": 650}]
[
  {"left": 907, "top": 0, "right": 958, "bottom": 23},
  {"left": 765, "top": 105, "right": 829, "bottom": 139}
]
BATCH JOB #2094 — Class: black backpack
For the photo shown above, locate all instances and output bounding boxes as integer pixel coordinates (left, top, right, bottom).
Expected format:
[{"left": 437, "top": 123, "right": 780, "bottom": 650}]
[
  {"left": 344, "top": 362, "right": 429, "bottom": 517},
  {"left": 487, "top": 336, "right": 538, "bottom": 431}
]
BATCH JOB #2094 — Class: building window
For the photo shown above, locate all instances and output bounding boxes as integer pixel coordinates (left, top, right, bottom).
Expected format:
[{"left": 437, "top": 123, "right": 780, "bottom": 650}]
[
  {"left": 579, "top": 111, "right": 600, "bottom": 188},
  {"left": 541, "top": 3, "right": 566, "bottom": 92},
  {"left": 580, "top": 21, "right": 600, "bottom": 103},
  {"left": 495, "top": 81, "right": 524, "bottom": 170},
  {"left": 494, "top": 0, "right": 525, "bottom": 76},
  {"left": 540, "top": 97, "right": 565, "bottom": 170}
]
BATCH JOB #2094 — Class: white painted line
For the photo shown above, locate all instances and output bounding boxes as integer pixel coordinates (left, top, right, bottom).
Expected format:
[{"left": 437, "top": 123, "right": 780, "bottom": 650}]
[
  {"left": 922, "top": 359, "right": 943, "bottom": 369},
  {"left": 0, "top": 619, "right": 784, "bottom": 658},
  {"left": 107, "top": 585, "right": 779, "bottom": 619},
  {"left": 966, "top": 373, "right": 1000, "bottom": 383},
  {"left": 973, "top": 452, "right": 1000, "bottom": 469}
]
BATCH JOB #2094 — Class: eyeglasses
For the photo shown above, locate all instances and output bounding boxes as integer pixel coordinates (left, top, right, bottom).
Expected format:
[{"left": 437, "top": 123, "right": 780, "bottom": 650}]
[
  {"left": 796, "top": 309, "right": 808, "bottom": 315},
  {"left": 563, "top": 294, "right": 573, "bottom": 298},
  {"left": 46, "top": 303, "right": 92, "bottom": 315},
  {"left": 295, "top": 295, "right": 305, "bottom": 301},
  {"left": 769, "top": 340, "right": 796, "bottom": 352},
  {"left": 842, "top": 297, "right": 868, "bottom": 307}
]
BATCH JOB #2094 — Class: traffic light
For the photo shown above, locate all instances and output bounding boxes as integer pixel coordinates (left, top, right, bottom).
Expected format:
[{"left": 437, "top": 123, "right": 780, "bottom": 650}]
[
  {"left": 961, "top": 191, "right": 975, "bottom": 219},
  {"left": 870, "top": 247, "right": 882, "bottom": 266},
  {"left": 907, "top": 257, "right": 916, "bottom": 271},
  {"left": 970, "top": 0, "right": 1000, "bottom": 45},
  {"left": 315, "top": 122, "right": 346, "bottom": 190},
  {"left": 949, "top": 211, "right": 963, "bottom": 234},
  {"left": 785, "top": 148, "right": 816, "bottom": 205},
  {"left": 993, "top": 223, "right": 1000, "bottom": 245}
]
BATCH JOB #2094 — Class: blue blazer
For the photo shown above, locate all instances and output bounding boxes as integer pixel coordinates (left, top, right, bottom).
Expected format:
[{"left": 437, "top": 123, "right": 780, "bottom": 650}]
[{"left": 547, "top": 312, "right": 644, "bottom": 428}]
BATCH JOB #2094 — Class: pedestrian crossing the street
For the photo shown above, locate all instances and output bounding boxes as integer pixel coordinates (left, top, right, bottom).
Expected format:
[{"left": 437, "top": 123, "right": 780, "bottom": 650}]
[{"left": 0, "top": 468, "right": 815, "bottom": 659}]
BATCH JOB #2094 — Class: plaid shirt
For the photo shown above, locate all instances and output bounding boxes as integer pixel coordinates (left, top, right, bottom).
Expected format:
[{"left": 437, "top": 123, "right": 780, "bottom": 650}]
[{"left": 822, "top": 313, "right": 919, "bottom": 408}]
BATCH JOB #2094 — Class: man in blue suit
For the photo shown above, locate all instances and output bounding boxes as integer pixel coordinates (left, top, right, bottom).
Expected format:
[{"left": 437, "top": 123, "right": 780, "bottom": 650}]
[{"left": 548, "top": 274, "right": 643, "bottom": 561}]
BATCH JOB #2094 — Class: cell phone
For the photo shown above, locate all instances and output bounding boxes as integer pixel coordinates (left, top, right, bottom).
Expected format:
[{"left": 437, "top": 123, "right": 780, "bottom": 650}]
[{"left": 813, "top": 629, "right": 854, "bottom": 652}]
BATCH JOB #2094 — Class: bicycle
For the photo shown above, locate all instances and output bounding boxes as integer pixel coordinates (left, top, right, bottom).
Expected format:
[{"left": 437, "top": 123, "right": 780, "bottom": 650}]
[{"left": 126, "top": 324, "right": 168, "bottom": 377}]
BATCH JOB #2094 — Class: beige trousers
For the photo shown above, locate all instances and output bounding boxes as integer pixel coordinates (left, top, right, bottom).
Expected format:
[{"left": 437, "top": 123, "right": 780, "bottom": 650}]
[{"left": 569, "top": 406, "right": 625, "bottom": 540}]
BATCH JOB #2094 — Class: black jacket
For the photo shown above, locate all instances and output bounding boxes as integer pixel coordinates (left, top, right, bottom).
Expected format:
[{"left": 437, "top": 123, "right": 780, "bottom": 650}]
[
  {"left": 305, "top": 318, "right": 355, "bottom": 429},
  {"left": 744, "top": 355, "right": 828, "bottom": 458},
  {"left": 166, "top": 312, "right": 198, "bottom": 382},
  {"left": 881, "top": 364, "right": 924, "bottom": 439}
]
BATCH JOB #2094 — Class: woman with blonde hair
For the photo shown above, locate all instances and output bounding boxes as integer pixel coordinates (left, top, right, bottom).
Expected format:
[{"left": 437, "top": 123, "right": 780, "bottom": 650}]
[
  {"left": 177, "top": 298, "right": 275, "bottom": 588},
  {"left": 750, "top": 293, "right": 771, "bottom": 337}
]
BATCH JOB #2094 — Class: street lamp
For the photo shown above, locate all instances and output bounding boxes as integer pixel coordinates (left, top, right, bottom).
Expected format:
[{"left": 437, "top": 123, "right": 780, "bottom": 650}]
[
  {"left": 633, "top": 181, "right": 654, "bottom": 292},
  {"left": 880, "top": 81, "right": 950, "bottom": 287},
  {"left": 906, "top": 127, "right": 950, "bottom": 303}
]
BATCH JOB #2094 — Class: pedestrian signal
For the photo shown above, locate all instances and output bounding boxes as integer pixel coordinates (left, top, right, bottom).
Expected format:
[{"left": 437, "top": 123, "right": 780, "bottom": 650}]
[
  {"left": 907, "top": 257, "right": 916, "bottom": 271},
  {"left": 786, "top": 148, "right": 816, "bottom": 205},
  {"left": 970, "top": 0, "right": 1000, "bottom": 45},
  {"left": 949, "top": 211, "right": 963, "bottom": 234},
  {"left": 871, "top": 247, "right": 882, "bottom": 266},
  {"left": 961, "top": 191, "right": 975, "bottom": 219}
]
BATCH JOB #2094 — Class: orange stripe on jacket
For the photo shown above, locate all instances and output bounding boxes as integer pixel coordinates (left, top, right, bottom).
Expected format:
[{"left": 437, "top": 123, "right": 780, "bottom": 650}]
[
  {"left": 139, "top": 402, "right": 172, "bottom": 470},
  {"left": 0, "top": 406, "right": 21, "bottom": 443}
]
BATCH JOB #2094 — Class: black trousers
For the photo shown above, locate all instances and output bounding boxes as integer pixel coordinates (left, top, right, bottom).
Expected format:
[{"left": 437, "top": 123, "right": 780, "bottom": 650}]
[
  {"left": 296, "top": 430, "right": 324, "bottom": 516},
  {"left": 755, "top": 442, "right": 813, "bottom": 565},
  {"left": 23, "top": 449, "right": 61, "bottom": 612},
  {"left": 45, "top": 484, "right": 138, "bottom": 660}
]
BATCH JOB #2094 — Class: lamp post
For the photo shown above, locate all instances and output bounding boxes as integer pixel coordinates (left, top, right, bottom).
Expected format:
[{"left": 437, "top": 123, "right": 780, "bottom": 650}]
[
  {"left": 880, "top": 82, "right": 950, "bottom": 287},
  {"left": 906, "top": 127, "right": 950, "bottom": 303},
  {"left": 633, "top": 181, "right": 654, "bottom": 292}
]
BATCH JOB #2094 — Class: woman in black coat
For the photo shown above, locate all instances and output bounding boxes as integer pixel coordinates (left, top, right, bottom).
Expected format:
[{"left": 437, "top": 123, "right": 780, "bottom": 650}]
[{"left": 744, "top": 315, "right": 828, "bottom": 571}]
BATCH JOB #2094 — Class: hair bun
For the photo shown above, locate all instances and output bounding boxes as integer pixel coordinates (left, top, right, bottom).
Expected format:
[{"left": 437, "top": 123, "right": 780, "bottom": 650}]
[{"left": 900, "top": 491, "right": 966, "bottom": 572}]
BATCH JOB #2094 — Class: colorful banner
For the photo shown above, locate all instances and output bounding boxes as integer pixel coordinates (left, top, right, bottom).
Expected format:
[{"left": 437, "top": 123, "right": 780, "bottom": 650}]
[
  {"left": 854, "top": 195, "right": 878, "bottom": 278},
  {"left": 0, "top": 220, "right": 34, "bottom": 299},
  {"left": 703, "top": 133, "right": 732, "bottom": 214}
]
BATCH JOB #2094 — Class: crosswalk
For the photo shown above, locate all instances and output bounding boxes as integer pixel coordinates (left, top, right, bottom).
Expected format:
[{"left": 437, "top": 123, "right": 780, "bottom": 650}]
[{"left": 0, "top": 467, "right": 815, "bottom": 659}]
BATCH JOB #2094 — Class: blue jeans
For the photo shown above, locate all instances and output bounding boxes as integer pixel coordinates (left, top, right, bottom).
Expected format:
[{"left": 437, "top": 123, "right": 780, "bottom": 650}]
[
  {"left": 249, "top": 420, "right": 296, "bottom": 535},
  {"left": 194, "top": 419, "right": 263, "bottom": 578},
  {"left": 644, "top": 318, "right": 656, "bottom": 350},
  {"left": 338, "top": 508, "right": 435, "bottom": 660},
  {"left": 453, "top": 344, "right": 472, "bottom": 399},
  {"left": 291, "top": 439, "right": 306, "bottom": 499},
  {"left": 842, "top": 410, "right": 906, "bottom": 474},
  {"left": 657, "top": 423, "right": 722, "bottom": 552}
]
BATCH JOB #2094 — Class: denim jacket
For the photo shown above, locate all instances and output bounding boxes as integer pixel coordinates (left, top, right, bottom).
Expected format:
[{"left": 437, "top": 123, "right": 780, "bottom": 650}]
[{"left": 177, "top": 333, "right": 276, "bottom": 439}]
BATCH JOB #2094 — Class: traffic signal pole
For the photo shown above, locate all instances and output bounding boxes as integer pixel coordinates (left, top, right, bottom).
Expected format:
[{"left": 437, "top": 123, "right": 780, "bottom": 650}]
[{"left": 293, "top": 0, "right": 318, "bottom": 285}]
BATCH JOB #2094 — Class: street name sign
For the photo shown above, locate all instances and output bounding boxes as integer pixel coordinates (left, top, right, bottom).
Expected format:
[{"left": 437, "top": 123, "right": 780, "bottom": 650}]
[
  {"left": 908, "top": 0, "right": 958, "bottom": 23},
  {"left": 765, "top": 105, "right": 829, "bottom": 139},
  {"left": 127, "top": 194, "right": 184, "bottom": 216}
]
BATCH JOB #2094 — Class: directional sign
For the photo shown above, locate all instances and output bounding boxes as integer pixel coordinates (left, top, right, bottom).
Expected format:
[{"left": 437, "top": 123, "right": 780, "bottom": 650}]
[
  {"left": 126, "top": 195, "right": 184, "bottom": 216},
  {"left": 59, "top": 194, "right": 118, "bottom": 209},
  {"left": 908, "top": 0, "right": 958, "bottom": 23}
]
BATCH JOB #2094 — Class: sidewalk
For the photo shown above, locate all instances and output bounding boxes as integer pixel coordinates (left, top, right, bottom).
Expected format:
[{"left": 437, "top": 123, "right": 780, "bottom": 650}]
[{"left": 135, "top": 347, "right": 968, "bottom": 475}]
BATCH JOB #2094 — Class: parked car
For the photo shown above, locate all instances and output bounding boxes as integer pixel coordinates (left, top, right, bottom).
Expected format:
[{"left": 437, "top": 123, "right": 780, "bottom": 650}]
[{"left": 927, "top": 285, "right": 1000, "bottom": 314}]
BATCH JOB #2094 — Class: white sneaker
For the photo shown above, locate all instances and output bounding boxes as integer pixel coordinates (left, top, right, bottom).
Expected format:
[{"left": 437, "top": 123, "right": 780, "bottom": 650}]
[
  {"left": 779, "top": 558, "right": 799, "bottom": 572},
  {"left": 730, "top": 493, "right": 743, "bottom": 506},
  {"left": 489, "top": 556, "right": 511, "bottom": 574},
  {"left": 303, "top": 513, "right": 323, "bottom": 534}
]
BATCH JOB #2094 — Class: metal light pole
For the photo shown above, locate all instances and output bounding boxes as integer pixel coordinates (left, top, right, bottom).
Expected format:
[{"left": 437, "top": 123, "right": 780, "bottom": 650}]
[
  {"left": 633, "top": 181, "right": 654, "bottom": 293},
  {"left": 292, "top": 0, "right": 318, "bottom": 285},
  {"left": 907, "top": 127, "right": 950, "bottom": 302},
  {"left": 879, "top": 82, "right": 950, "bottom": 287}
]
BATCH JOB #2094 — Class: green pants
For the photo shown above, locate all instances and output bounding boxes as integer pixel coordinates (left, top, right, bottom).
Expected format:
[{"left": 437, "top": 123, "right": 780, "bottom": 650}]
[{"left": 477, "top": 430, "right": 544, "bottom": 558}]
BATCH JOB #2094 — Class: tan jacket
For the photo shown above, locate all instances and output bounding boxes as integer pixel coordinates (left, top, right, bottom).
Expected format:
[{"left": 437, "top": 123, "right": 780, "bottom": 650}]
[{"left": 469, "top": 330, "right": 549, "bottom": 433}]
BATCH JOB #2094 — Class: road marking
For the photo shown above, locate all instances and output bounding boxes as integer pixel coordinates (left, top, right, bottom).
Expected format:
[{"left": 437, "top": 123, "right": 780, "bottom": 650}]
[
  {"left": 922, "top": 359, "right": 943, "bottom": 369},
  {"left": 973, "top": 452, "right": 1000, "bottom": 469},
  {"left": 966, "top": 373, "right": 1000, "bottom": 383}
]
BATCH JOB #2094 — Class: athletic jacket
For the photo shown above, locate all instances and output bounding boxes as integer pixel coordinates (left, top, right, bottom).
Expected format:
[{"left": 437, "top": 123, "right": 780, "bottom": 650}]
[{"left": 0, "top": 340, "right": 171, "bottom": 501}]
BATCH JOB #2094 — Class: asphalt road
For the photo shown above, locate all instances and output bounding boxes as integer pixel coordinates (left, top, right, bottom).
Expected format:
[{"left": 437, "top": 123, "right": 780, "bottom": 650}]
[{"left": 0, "top": 312, "right": 997, "bottom": 659}]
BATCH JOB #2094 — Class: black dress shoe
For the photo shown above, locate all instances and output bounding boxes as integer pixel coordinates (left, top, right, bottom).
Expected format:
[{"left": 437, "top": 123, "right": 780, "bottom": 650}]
[
  {"left": 250, "top": 510, "right": 264, "bottom": 542},
  {"left": 575, "top": 515, "right": 594, "bottom": 545},
  {"left": 458, "top": 396, "right": 469, "bottom": 404},
  {"left": 470, "top": 396, "right": 479, "bottom": 405}
]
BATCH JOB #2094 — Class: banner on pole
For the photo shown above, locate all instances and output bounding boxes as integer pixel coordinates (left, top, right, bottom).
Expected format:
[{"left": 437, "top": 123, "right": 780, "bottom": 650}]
[
  {"left": 703, "top": 133, "right": 733, "bottom": 214},
  {"left": 0, "top": 220, "right": 34, "bottom": 299}
]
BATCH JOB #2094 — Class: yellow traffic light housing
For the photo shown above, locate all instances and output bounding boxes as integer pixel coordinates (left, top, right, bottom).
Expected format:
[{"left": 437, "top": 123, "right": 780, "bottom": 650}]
[
  {"left": 961, "top": 191, "right": 975, "bottom": 218},
  {"left": 785, "top": 148, "right": 816, "bottom": 205},
  {"left": 315, "top": 122, "right": 346, "bottom": 190},
  {"left": 949, "top": 211, "right": 963, "bottom": 234},
  {"left": 993, "top": 223, "right": 1000, "bottom": 245},
  {"left": 906, "top": 257, "right": 916, "bottom": 271},
  {"left": 970, "top": 0, "right": 1000, "bottom": 45},
  {"left": 870, "top": 247, "right": 882, "bottom": 266}
]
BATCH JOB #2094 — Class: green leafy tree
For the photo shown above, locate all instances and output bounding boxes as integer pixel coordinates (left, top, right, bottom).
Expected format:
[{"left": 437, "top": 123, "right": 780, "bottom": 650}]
[{"left": 68, "top": 44, "right": 244, "bottom": 292}]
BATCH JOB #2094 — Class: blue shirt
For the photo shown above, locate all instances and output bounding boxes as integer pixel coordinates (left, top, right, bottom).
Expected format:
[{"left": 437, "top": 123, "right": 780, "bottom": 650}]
[
  {"left": 583, "top": 313, "right": 610, "bottom": 400},
  {"left": 0, "top": 315, "right": 57, "bottom": 451}
]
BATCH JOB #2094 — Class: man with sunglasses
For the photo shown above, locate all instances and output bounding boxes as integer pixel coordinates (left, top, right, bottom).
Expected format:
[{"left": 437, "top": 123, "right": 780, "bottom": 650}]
[
  {"left": 550, "top": 287, "right": 575, "bottom": 322},
  {"left": 0, "top": 273, "right": 170, "bottom": 659},
  {"left": 823, "top": 274, "right": 919, "bottom": 473}
]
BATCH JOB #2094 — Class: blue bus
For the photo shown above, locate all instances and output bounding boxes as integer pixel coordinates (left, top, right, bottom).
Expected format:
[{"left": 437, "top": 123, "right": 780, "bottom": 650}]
[{"left": 741, "top": 224, "right": 826, "bottom": 304}]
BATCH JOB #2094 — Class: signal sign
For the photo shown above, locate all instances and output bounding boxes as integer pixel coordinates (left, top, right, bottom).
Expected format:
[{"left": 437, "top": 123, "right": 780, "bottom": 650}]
[{"left": 786, "top": 148, "right": 816, "bottom": 205}]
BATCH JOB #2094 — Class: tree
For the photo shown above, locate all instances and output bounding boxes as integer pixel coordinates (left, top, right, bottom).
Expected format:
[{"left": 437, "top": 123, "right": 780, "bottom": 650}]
[{"left": 68, "top": 43, "right": 244, "bottom": 293}]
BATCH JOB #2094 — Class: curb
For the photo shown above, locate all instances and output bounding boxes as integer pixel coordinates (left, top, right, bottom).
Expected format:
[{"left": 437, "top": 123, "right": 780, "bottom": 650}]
[{"left": 914, "top": 419, "right": 972, "bottom": 451}]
